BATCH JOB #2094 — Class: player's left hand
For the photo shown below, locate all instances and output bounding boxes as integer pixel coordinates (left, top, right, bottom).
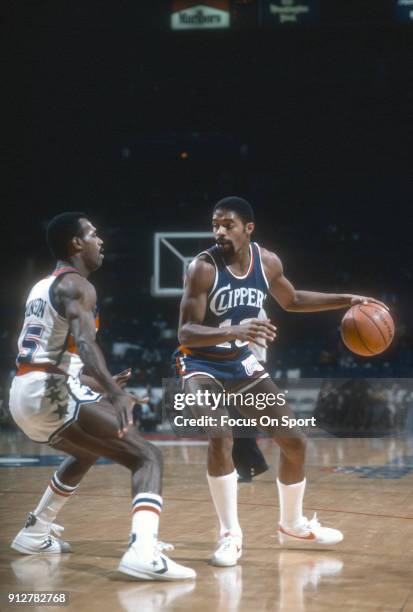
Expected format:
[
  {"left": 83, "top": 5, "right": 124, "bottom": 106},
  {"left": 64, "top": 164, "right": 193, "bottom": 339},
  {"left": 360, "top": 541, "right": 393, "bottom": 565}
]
[
  {"left": 121, "top": 394, "right": 149, "bottom": 434},
  {"left": 349, "top": 296, "right": 389, "bottom": 311},
  {"left": 113, "top": 368, "right": 132, "bottom": 388},
  {"left": 116, "top": 393, "right": 149, "bottom": 438}
]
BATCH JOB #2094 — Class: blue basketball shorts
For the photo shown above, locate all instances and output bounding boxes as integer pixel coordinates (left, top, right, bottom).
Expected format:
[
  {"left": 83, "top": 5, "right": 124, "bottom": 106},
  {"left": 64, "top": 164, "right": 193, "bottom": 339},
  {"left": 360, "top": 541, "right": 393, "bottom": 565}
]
[{"left": 173, "top": 346, "right": 269, "bottom": 391}]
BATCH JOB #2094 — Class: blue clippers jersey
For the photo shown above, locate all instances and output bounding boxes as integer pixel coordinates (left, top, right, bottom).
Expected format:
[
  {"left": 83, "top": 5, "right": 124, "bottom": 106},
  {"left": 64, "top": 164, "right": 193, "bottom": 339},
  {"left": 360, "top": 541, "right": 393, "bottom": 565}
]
[{"left": 192, "top": 241, "right": 269, "bottom": 357}]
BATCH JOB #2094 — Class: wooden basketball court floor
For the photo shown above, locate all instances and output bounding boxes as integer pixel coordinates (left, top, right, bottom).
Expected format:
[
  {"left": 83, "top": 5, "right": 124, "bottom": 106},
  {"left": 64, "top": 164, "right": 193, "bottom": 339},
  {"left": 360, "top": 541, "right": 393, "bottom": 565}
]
[{"left": 2, "top": 432, "right": 413, "bottom": 611}]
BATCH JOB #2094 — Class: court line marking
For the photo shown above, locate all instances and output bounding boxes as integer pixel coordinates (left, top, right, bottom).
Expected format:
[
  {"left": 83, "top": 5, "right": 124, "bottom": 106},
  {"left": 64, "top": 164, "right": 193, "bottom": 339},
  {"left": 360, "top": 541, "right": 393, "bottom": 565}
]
[
  {"left": 3, "top": 489, "right": 413, "bottom": 521},
  {"left": 0, "top": 458, "right": 39, "bottom": 463},
  {"left": 163, "top": 497, "right": 413, "bottom": 521}
]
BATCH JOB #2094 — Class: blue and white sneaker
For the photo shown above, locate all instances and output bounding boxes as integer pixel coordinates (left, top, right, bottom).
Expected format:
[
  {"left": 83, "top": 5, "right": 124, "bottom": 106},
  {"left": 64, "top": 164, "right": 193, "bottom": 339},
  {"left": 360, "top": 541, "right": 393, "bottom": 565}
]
[
  {"left": 11, "top": 512, "right": 71, "bottom": 555},
  {"left": 118, "top": 542, "right": 196, "bottom": 581}
]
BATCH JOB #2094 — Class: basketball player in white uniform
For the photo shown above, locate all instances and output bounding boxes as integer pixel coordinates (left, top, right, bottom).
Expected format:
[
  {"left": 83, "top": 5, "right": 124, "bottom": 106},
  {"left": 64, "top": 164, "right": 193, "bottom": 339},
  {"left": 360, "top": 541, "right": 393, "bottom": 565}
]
[{"left": 9, "top": 212, "right": 195, "bottom": 581}]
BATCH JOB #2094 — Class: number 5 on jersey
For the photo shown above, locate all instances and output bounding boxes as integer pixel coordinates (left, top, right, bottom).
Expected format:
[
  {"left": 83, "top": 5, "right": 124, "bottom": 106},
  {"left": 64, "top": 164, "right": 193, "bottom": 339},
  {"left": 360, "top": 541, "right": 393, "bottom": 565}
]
[{"left": 17, "top": 325, "right": 44, "bottom": 364}]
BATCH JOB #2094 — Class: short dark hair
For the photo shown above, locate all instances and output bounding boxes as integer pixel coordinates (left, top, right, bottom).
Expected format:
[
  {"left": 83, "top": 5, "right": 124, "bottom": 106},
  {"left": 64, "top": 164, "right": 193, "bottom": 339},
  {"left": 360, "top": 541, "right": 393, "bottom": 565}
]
[
  {"left": 46, "top": 212, "right": 88, "bottom": 260},
  {"left": 213, "top": 196, "right": 255, "bottom": 224}
]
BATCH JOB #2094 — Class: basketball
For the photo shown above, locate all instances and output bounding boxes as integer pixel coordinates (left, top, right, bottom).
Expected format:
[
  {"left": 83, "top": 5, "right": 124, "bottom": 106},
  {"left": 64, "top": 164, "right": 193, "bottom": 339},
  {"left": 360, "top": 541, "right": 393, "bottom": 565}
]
[{"left": 341, "top": 303, "right": 394, "bottom": 356}]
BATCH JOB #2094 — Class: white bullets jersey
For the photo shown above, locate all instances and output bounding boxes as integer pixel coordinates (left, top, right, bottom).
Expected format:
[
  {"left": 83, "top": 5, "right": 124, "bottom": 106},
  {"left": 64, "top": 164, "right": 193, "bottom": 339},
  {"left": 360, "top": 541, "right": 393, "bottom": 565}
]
[{"left": 16, "top": 266, "right": 97, "bottom": 378}]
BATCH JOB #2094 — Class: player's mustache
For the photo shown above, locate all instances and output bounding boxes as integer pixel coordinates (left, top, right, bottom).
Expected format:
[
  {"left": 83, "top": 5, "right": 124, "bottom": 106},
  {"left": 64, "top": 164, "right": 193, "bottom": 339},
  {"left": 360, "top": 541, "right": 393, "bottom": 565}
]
[{"left": 216, "top": 239, "right": 232, "bottom": 246}]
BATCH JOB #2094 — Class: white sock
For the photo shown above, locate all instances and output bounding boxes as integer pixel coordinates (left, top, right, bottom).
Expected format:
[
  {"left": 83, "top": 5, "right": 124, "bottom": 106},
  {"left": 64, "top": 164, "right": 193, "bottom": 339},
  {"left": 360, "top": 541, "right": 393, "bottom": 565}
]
[
  {"left": 32, "top": 472, "right": 78, "bottom": 526},
  {"left": 207, "top": 470, "right": 242, "bottom": 539},
  {"left": 131, "top": 493, "right": 162, "bottom": 555},
  {"left": 277, "top": 478, "right": 306, "bottom": 528}
]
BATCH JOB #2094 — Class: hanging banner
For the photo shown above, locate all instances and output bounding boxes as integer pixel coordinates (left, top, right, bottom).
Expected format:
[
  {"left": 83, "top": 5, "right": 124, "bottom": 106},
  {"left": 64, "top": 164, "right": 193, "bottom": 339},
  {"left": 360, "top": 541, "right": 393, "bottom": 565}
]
[
  {"left": 260, "top": 0, "right": 317, "bottom": 26},
  {"left": 171, "top": 1, "right": 231, "bottom": 30},
  {"left": 395, "top": 0, "right": 413, "bottom": 22}
]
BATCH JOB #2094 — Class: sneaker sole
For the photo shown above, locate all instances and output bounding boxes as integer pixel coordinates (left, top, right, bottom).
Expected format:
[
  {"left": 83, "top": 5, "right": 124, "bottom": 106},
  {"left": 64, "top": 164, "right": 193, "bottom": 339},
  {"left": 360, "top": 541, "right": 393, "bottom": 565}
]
[
  {"left": 118, "top": 562, "right": 196, "bottom": 582},
  {"left": 278, "top": 537, "right": 344, "bottom": 549},
  {"left": 210, "top": 550, "right": 242, "bottom": 567}
]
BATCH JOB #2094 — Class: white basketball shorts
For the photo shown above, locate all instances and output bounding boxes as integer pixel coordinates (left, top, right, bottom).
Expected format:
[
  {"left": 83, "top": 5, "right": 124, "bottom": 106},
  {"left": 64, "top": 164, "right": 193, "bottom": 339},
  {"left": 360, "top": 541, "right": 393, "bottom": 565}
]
[{"left": 9, "top": 372, "right": 102, "bottom": 444}]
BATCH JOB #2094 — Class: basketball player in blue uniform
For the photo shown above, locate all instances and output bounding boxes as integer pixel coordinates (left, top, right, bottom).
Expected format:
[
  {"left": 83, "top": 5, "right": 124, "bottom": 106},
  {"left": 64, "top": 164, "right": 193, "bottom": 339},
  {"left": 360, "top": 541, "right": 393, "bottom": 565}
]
[
  {"left": 9, "top": 212, "right": 195, "bottom": 581},
  {"left": 175, "top": 196, "right": 387, "bottom": 566}
]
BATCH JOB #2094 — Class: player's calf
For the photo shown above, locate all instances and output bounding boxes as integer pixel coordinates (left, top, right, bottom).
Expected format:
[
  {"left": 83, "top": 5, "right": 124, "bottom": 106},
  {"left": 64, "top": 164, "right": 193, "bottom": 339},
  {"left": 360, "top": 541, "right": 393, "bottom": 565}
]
[
  {"left": 276, "top": 435, "right": 307, "bottom": 470},
  {"left": 207, "top": 436, "right": 234, "bottom": 476}
]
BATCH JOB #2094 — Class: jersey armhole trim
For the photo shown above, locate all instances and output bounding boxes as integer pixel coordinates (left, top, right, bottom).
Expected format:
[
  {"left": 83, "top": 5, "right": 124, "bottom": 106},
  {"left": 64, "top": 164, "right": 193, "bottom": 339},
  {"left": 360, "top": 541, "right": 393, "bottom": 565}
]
[
  {"left": 48, "top": 270, "right": 80, "bottom": 321},
  {"left": 48, "top": 278, "right": 68, "bottom": 321},
  {"left": 255, "top": 243, "right": 270, "bottom": 290}
]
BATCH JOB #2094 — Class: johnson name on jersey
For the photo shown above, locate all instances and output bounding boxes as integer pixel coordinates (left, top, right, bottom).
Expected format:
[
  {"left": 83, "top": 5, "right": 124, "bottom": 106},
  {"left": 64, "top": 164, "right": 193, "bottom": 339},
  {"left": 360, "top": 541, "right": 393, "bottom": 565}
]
[{"left": 16, "top": 267, "right": 96, "bottom": 377}]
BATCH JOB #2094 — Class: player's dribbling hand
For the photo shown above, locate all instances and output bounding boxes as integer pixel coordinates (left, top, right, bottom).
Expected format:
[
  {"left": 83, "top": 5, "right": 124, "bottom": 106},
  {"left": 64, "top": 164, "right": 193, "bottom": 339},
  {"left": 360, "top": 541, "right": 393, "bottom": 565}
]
[
  {"left": 233, "top": 318, "right": 277, "bottom": 349},
  {"left": 349, "top": 296, "right": 390, "bottom": 311}
]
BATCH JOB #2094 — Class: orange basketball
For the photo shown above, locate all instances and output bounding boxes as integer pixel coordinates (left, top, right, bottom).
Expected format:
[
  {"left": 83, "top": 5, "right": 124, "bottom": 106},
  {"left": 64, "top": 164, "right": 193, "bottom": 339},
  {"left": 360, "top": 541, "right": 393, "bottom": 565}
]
[{"left": 340, "top": 303, "right": 394, "bottom": 357}]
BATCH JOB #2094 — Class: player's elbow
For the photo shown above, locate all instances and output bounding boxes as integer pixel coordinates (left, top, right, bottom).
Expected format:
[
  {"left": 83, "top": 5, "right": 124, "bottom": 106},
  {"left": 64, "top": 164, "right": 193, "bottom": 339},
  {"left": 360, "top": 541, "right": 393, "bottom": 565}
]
[
  {"left": 76, "top": 339, "right": 91, "bottom": 358},
  {"left": 281, "top": 296, "right": 299, "bottom": 312},
  {"left": 75, "top": 337, "right": 97, "bottom": 359},
  {"left": 178, "top": 322, "right": 199, "bottom": 345},
  {"left": 178, "top": 324, "right": 189, "bottom": 345}
]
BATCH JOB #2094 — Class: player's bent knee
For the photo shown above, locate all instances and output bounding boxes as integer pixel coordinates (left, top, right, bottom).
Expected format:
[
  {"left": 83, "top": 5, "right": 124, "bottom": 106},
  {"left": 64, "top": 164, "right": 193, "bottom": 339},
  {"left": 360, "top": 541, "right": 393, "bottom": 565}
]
[
  {"left": 131, "top": 439, "right": 163, "bottom": 470},
  {"left": 209, "top": 437, "right": 233, "bottom": 458},
  {"left": 74, "top": 456, "right": 97, "bottom": 470},
  {"left": 146, "top": 441, "right": 163, "bottom": 467},
  {"left": 276, "top": 435, "right": 307, "bottom": 462}
]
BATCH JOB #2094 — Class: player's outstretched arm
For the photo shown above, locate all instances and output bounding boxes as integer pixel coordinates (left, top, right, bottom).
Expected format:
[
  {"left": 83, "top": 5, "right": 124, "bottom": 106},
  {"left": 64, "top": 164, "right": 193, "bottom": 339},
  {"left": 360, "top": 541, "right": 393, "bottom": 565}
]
[
  {"left": 56, "top": 274, "right": 136, "bottom": 436},
  {"left": 178, "top": 258, "right": 276, "bottom": 348},
  {"left": 262, "top": 248, "right": 388, "bottom": 313}
]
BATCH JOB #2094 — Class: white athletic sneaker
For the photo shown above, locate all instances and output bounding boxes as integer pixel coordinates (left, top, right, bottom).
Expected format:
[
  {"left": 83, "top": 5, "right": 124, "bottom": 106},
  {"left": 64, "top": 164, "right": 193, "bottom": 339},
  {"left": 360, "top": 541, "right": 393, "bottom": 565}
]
[
  {"left": 118, "top": 543, "right": 196, "bottom": 581},
  {"left": 278, "top": 513, "right": 343, "bottom": 548},
  {"left": 11, "top": 513, "right": 71, "bottom": 555},
  {"left": 157, "top": 541, "right": 174, "bottom": 552},
  {"left": 211, "top": 533, "right": 243, "bottom": 567}
]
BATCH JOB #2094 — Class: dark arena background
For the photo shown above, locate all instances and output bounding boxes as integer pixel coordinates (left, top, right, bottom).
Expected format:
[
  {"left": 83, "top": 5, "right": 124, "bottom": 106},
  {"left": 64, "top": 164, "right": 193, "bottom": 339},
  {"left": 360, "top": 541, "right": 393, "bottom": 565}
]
[{"left": 1, "top": 1, "right": 413, "bottom": 611}]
